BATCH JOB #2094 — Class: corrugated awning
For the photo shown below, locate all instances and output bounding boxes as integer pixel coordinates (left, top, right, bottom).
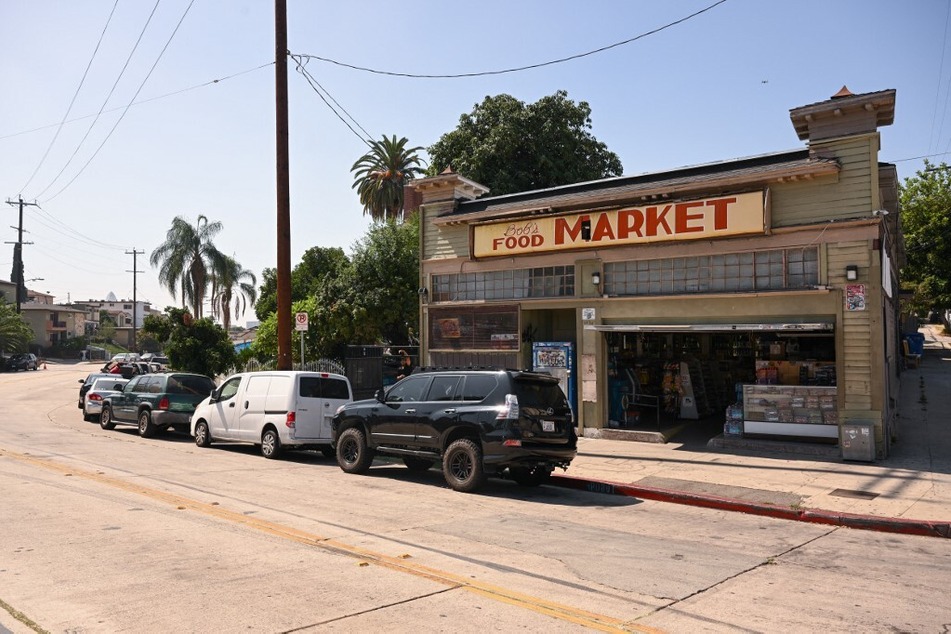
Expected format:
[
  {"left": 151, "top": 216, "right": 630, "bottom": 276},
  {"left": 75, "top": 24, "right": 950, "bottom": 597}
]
[{"left": 584, "top": 322, "right": 834, "bottom": 333}]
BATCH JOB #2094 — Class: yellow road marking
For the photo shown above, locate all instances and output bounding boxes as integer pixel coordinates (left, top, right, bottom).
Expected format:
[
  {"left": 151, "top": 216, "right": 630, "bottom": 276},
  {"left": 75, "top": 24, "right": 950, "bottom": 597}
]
[{"left": 2, "top": 449, "right": 662, "bottom": 633}]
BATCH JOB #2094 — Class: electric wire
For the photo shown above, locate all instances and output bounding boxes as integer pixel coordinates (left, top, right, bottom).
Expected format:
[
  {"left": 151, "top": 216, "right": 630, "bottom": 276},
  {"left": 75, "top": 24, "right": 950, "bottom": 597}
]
[
  {"left": 41, "top": 0, "right": 197, "bottom": 204},
  {"left": 886, "top": 150, "right": 951, "bottom": 163},
  {"left": 18, "top": 0, "right": 120, "bottom": 195},
  {"left": 290, "top": 53, "right": 373, "bottom": 146},
  {"left": 294, "top": 0, "right": 728, "bottom": 79},
  {"left": 929, "top": 2, "right": 951, "bottom": 155},
  {"left": 31, "top": 204, "right": 129, "bottom": 250},
  {"left": 0, "top": 63, "right": 273, "bottom": 143},
  {"left": 31, "top": 0, "right": 164, "bottom": 201}
]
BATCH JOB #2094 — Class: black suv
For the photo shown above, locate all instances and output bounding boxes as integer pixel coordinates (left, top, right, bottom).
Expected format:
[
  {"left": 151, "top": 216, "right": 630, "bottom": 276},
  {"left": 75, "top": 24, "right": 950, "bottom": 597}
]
[{"left": 331, "top": 369, "right": 577, "bottom": 492}]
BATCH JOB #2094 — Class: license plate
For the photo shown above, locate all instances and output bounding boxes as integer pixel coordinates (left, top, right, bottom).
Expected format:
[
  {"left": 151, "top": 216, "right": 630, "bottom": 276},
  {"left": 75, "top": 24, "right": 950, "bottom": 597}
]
[{"left": 541, "top": 420, "right": 555, "bottom": 432}]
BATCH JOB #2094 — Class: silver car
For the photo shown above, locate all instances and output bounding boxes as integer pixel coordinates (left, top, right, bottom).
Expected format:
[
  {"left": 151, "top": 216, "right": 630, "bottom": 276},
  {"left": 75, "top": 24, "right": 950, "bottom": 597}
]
[{"left": 83, "top": 377, "right": 129, "bottom": 422}]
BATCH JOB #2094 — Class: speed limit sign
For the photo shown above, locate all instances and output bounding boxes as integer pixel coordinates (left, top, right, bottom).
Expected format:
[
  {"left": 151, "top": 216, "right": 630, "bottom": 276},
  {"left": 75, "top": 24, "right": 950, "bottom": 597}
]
[{"left": 295, "top": 312, "right": 309, "bottom": 331}]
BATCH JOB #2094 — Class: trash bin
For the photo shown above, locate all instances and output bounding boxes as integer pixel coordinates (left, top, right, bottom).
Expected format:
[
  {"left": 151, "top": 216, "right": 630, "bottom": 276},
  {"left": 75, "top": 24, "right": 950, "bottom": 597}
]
[
  {"left": 905, "top": 332, "right": 925, "bottom": 356},
  {"left": 840, "top": 421, "right": 875, "bottom": 462}
]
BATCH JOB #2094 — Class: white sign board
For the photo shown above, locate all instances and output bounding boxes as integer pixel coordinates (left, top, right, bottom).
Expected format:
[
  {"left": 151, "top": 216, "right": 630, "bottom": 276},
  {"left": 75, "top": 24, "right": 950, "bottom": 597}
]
[{"left": 295, "top": 312, "right": 309, "bottom": 331}]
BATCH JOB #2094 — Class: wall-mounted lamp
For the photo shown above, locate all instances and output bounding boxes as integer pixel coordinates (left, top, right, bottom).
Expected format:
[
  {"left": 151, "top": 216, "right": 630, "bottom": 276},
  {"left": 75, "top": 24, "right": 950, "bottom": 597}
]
[
  {"left": 591, "top": 271, "right": 601, "bottom": 286},
  {"left": 845, "top": 265, "right": 858, "bottom": 281},
  {"left": 417, "top": 287, "right": 429, "bottom": 302}
]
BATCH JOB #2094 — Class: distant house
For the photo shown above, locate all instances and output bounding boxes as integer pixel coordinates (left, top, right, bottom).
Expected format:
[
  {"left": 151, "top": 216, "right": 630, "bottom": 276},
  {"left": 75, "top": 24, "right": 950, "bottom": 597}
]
[
  {"left": 0, "top": 279, "right": 16, "bottom": 304},
  {"left": 19, "top": 303, "right": 87, "bottom": 350},
  {"left": 75, "top": 291, "right": 160, "bottom": 329},
  {"left": 231, "top": 326, "right": 257, "bottom": 352}
]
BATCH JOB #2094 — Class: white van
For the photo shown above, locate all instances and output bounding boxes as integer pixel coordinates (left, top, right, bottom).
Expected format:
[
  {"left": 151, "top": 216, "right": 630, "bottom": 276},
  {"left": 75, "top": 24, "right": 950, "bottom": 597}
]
[{"left": 190, "top": 371, "right": 352, "bottom": 459}]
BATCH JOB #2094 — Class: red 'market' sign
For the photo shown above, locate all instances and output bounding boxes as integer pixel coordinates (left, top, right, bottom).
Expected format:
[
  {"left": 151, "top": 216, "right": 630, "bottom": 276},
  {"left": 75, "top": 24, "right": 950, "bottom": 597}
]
[{"left": 471, "top": 191, "right": 766, "bottom": 258}]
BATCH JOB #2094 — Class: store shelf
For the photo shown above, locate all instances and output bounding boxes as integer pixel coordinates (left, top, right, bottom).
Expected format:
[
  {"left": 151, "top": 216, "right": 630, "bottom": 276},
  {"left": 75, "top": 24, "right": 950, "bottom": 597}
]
[{"left": 742, "top": 384, "right": 838, "bottom": 438}]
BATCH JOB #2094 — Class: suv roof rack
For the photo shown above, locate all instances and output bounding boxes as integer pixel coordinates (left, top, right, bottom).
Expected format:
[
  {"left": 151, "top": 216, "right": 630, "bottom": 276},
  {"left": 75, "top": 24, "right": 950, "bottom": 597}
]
[{"left": 414, "top": 366, "right": 533, "bottom": 373}]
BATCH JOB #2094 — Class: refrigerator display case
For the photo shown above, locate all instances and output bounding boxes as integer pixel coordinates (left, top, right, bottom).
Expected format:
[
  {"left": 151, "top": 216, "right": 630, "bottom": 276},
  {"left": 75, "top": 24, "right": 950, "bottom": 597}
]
[{"left": 742, "top": 384, "right": 838, "bottom": 438}]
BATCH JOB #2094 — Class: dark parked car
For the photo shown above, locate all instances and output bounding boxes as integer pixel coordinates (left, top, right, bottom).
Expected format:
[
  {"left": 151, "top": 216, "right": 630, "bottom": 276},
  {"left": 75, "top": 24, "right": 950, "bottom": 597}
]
[
  {"left": 6, "top": 353, "right": 39, "bottom": 372},
  {"left": 331, "top": 369, "right": 577, "bottom": 492},
  {"left": 100, "top": 372, "right": 215, "bottom": 437},
  {"left": 78, "top": 372, "right": 116, "bottom": 409}
]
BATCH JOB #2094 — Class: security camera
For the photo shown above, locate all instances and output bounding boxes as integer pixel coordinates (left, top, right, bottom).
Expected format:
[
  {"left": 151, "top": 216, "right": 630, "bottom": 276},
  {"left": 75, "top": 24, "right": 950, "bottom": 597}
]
[{"left": 872, "top": 209, "right": 889, "bottom": 216}]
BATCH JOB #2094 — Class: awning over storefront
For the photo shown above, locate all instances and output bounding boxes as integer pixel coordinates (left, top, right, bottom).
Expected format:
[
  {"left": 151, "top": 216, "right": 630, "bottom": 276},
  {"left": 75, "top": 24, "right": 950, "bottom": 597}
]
[{"left": 585, "top": 322, "right": 834, "bottom": 333}]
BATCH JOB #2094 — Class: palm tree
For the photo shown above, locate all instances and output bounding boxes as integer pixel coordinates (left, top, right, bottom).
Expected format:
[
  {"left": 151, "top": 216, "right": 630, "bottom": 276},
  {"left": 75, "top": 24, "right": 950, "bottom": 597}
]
[
  {"left": 351, "top": 135, "right": 424, "bottom": 222},
  {"left": 150, "top": 215, "right": 227, "bottom": 319},
  {"left": 210, "top": 255, "right": 257, "bottom": 331}
]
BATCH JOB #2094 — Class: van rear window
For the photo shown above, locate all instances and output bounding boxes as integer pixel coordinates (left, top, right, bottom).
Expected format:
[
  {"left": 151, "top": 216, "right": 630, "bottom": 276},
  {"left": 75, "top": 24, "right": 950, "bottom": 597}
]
[{"left": 300, "top": 376, "right": 351, "bottom": 400}]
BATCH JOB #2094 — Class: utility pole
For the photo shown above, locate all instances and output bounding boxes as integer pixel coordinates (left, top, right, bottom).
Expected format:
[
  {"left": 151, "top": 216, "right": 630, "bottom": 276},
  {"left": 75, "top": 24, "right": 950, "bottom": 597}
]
[
  {"left": 5, "top": 196, "right": 39, "bottom": 313},
  {"left": 275, "top": 0, "right": 292, "bottom": 370},
  {"left": 126, "top": 249, "right": 144, "bottom": 351}
]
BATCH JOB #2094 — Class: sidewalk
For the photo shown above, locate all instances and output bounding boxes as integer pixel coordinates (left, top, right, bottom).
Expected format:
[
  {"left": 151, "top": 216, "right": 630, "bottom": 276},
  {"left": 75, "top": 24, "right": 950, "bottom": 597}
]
[{"left": 556, "top": 324, "right": 951, "bottom": 538}]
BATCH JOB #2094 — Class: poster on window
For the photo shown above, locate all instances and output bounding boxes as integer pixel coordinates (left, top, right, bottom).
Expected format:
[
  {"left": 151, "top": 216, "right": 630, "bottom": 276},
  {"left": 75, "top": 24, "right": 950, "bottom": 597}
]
[{"left": 846, "top": 284, "right": 866, "bottom": 311}]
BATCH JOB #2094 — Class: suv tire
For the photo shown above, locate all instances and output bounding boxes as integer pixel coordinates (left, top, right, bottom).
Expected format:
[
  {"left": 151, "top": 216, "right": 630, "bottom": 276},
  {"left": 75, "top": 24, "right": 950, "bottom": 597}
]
[
  {"left": 99, "top": 406, "right": 116, "bottom": 430},
  {"left": 443, "top": 438, "right": 486, "bottom": 493},
  {"left": 337, "top": 427, "right": 374, "bottom": 474},
  {"left": 138, "top": 410, "right": 156, "bottom": 438}
]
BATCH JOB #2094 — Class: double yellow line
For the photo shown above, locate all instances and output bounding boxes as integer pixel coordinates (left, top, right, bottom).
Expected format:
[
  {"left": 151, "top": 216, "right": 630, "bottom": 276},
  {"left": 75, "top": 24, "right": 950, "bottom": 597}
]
[{"left": 2, "top": 449, "right": 661, "bottom": 633}]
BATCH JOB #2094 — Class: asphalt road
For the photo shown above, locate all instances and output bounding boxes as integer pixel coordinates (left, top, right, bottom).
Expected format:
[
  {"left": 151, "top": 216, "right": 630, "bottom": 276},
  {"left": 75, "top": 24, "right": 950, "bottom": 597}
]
[{"left": 1, "top": 363, "right": 950, "bottom": 633}]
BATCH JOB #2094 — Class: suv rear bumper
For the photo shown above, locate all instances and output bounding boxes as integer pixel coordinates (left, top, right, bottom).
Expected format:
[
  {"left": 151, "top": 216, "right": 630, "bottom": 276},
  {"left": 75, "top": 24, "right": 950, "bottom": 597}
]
[
  {"left": 483, "top": 442, "right": 577, "bottom": 468},
  {"left": 151, "top": 411, "right": 192, "bottom": 429}
]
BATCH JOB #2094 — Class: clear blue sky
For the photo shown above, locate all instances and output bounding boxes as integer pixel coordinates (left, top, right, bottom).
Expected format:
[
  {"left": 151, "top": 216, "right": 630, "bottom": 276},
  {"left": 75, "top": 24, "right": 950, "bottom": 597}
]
[{"left": 2, "top": 0, "right": 948, "bottom": 326}]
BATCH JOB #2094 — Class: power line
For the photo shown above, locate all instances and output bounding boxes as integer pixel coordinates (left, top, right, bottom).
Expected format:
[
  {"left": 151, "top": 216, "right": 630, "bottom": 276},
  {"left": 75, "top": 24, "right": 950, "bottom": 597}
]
[
  {"left": 31, "top": 0, "right": 164, "bottom": 201},
  {"left": 293, "top": 0, "right": 729, "bottom": 79},
  {"left": 0, "top": 63, "right": 273, "bottom": 143},
  {"left": 40, "top": 0, "right": 198, "bottom": 204},
  {"left": 929, "top": 2, "right": 951, "bottom": 155},
  {"left": 290, "top": 54, "right": 374, "bottom": 145},
  {"left": 19, "top": 0, "right": 120, "bottom": 195},
  {"left": 886, "top": 150, "right": 951, "bottom": 163}
]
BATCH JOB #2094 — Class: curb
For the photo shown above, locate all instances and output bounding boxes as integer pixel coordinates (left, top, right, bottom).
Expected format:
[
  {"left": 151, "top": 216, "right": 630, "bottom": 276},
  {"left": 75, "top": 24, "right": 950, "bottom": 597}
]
[{"left": 550, "top": 474, "right": 951, "bottom": 539}]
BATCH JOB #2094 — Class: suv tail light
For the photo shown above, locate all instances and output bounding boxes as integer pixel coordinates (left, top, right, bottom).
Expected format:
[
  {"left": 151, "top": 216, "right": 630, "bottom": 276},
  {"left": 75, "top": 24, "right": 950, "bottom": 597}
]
[
  {"left": 89, "top": 393, "right": 102, "bottom": 402},
  {"left": 497, "top": 394, "right": 519, "bottom": 420},
  {"left": 285, "top": 411, "right": 296, "bottom": 428},
  {"left": 157, "top": 396, "right": 169, "bottom": 410}
]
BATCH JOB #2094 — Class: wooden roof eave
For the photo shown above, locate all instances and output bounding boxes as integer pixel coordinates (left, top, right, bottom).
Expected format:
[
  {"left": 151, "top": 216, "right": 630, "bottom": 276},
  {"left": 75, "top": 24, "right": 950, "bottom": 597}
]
[{"left": 431, "top": 159, "right": 840, "bottom": 227}]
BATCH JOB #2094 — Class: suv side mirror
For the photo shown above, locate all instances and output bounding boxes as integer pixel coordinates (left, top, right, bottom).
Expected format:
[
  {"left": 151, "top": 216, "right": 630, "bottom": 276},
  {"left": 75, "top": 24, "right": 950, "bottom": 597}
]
[{"left": 375, "top": 389, "right": 385, "bottom": 403}]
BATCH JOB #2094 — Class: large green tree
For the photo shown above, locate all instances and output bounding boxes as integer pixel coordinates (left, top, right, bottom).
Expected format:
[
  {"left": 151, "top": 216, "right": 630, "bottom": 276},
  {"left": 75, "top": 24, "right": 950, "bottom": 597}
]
[
  {"left": 351, "top": 135, "right": 424, "bottom": 222},
  {"left": 150, "top": 215, "right": 228, "bottom": 319},
  {"left": 0, "top": 298, "right": 33, "bottom": 353},
  {"left": 210, "top": 255, "right": 257, "bottom": 332},
  {"left": 142, "top": 308, "right": 236, "bottom": 377},
  {"left": 899, "top": 161, "right": 951, "bottom": 312},
  {"left": 254, "top": 246, "right": 350, "bottom": 321},
  {"left": 427, "top": 90, "right": 623, "bottom": 196}
]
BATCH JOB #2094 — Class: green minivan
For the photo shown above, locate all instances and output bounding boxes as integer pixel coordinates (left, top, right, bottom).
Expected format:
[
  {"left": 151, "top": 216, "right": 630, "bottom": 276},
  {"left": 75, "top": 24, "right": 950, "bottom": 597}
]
[{"left": 100, "top": 372, "right": 215, "bottom": 438}]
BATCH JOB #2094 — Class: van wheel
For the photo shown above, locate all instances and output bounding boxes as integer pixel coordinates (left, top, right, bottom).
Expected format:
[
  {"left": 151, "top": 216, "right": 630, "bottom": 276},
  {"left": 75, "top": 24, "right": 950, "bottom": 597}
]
[
  {"left": 99, "top": 406, "right": 115, "bottom": 430},
  {"left": 510, "top": 466, "right": 552, "bottom": 487},
  {"left": 261, "top": 428, "right": 282, "bottom": 459},
  {"left": 194, "top": 421, "right": 212, "bottom": 448},
  {"left": 138, "top": 411, "right": 156, "bottom": 438},
  {"left": 443, "top": 439, "right": 486, "bottom": 493},
  {"left": 403, "top": 457, "right": 435, "bottom": 473},
  {"left": 337, "top": 428, "right": 374, "bottom": 474}
]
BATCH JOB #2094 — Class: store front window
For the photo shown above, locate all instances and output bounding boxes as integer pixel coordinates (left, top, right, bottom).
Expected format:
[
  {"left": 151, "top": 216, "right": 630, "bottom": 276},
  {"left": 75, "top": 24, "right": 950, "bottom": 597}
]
[
  {"left": 603, "top": 247, "right": 818, "bottom": 296},
  {"left": 431, "top": 266, "right": 574, "bottom": 302},
  {"left": 429, "top": 305, "right": 520, "bottom": 351}
]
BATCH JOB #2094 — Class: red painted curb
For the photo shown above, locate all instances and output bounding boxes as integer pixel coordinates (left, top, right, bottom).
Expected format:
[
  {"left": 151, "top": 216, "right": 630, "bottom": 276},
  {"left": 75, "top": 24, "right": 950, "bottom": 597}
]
[{"left": 550, "top": 474, "right": 951, "bottom": 539}]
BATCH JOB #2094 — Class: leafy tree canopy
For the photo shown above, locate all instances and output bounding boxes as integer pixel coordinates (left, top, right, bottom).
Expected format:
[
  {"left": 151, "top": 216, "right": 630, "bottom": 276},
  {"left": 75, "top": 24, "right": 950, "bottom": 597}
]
[
  {"left": 141, "top": 307, "right": 236, "bottom": 377},
  {"left": 254, "top": 246, "right": 349, "bottom": 321},
  {"left": 252, "top": 217, "right": 420, "bottom": 361},
  {"left": 0, "top": 298, "right": 33, "bottom": 353},
  {"left": 899, "top": 160, "right": 951, "bottom": 312},
  {"left": 427, "top": 90, "right": 623, "bottom": 196}
]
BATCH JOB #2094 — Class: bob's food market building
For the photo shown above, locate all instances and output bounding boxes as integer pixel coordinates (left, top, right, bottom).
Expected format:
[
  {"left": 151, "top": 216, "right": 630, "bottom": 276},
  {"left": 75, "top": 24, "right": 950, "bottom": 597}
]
[{"left": 411, "top": 87, "right": 904, "bottom": 460}]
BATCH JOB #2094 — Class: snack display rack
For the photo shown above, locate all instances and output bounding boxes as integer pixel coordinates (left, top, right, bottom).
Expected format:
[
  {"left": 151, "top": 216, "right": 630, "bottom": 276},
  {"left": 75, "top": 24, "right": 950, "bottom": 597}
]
[{"left": 742, "top": 384, "right": 838, "bottom": 438}]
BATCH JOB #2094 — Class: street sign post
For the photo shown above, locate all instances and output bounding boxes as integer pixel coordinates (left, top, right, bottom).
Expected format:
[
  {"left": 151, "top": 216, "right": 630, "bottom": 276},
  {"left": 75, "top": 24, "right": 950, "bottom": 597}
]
[{"left": 295, "top": 312, "right": 308, "bottom": 365}]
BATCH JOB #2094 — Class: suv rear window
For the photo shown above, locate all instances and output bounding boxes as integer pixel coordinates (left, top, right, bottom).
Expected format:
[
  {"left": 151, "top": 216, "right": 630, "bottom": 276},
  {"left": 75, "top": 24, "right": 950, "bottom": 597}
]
[
  {"left": 514, "top": 379, "right": 569, "bottom": 409},
  {"left": 168, "top": 375, "right": 215, "bottom": 396}
]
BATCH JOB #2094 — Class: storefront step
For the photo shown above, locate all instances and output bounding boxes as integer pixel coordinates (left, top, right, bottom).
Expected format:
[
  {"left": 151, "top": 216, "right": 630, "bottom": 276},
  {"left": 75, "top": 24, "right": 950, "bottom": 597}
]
[
  {"left": 584, "top": 423, "right": 689, "bottom": 444},
  {"left": 708, "top": 434, "right": 840, "bottom": 458}
]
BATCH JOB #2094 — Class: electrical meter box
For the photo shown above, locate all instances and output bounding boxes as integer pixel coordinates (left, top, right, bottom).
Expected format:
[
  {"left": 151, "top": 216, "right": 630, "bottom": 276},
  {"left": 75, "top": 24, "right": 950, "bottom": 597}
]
[{"left": 840, "top": 422, "right": 875, "bottom": 462}]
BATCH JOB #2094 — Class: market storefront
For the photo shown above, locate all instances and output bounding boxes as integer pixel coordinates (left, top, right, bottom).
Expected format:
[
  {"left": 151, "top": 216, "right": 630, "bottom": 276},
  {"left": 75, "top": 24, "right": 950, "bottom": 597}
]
[{"left": 412, "top": 87, "right": 903, "bottom": 459}]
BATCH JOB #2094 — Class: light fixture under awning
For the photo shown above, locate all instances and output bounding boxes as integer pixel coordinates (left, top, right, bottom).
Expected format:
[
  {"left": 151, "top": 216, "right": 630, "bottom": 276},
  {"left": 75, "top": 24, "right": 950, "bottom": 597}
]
[{"left": 585, "top": 322, "right": 834, "bottom": 333}]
